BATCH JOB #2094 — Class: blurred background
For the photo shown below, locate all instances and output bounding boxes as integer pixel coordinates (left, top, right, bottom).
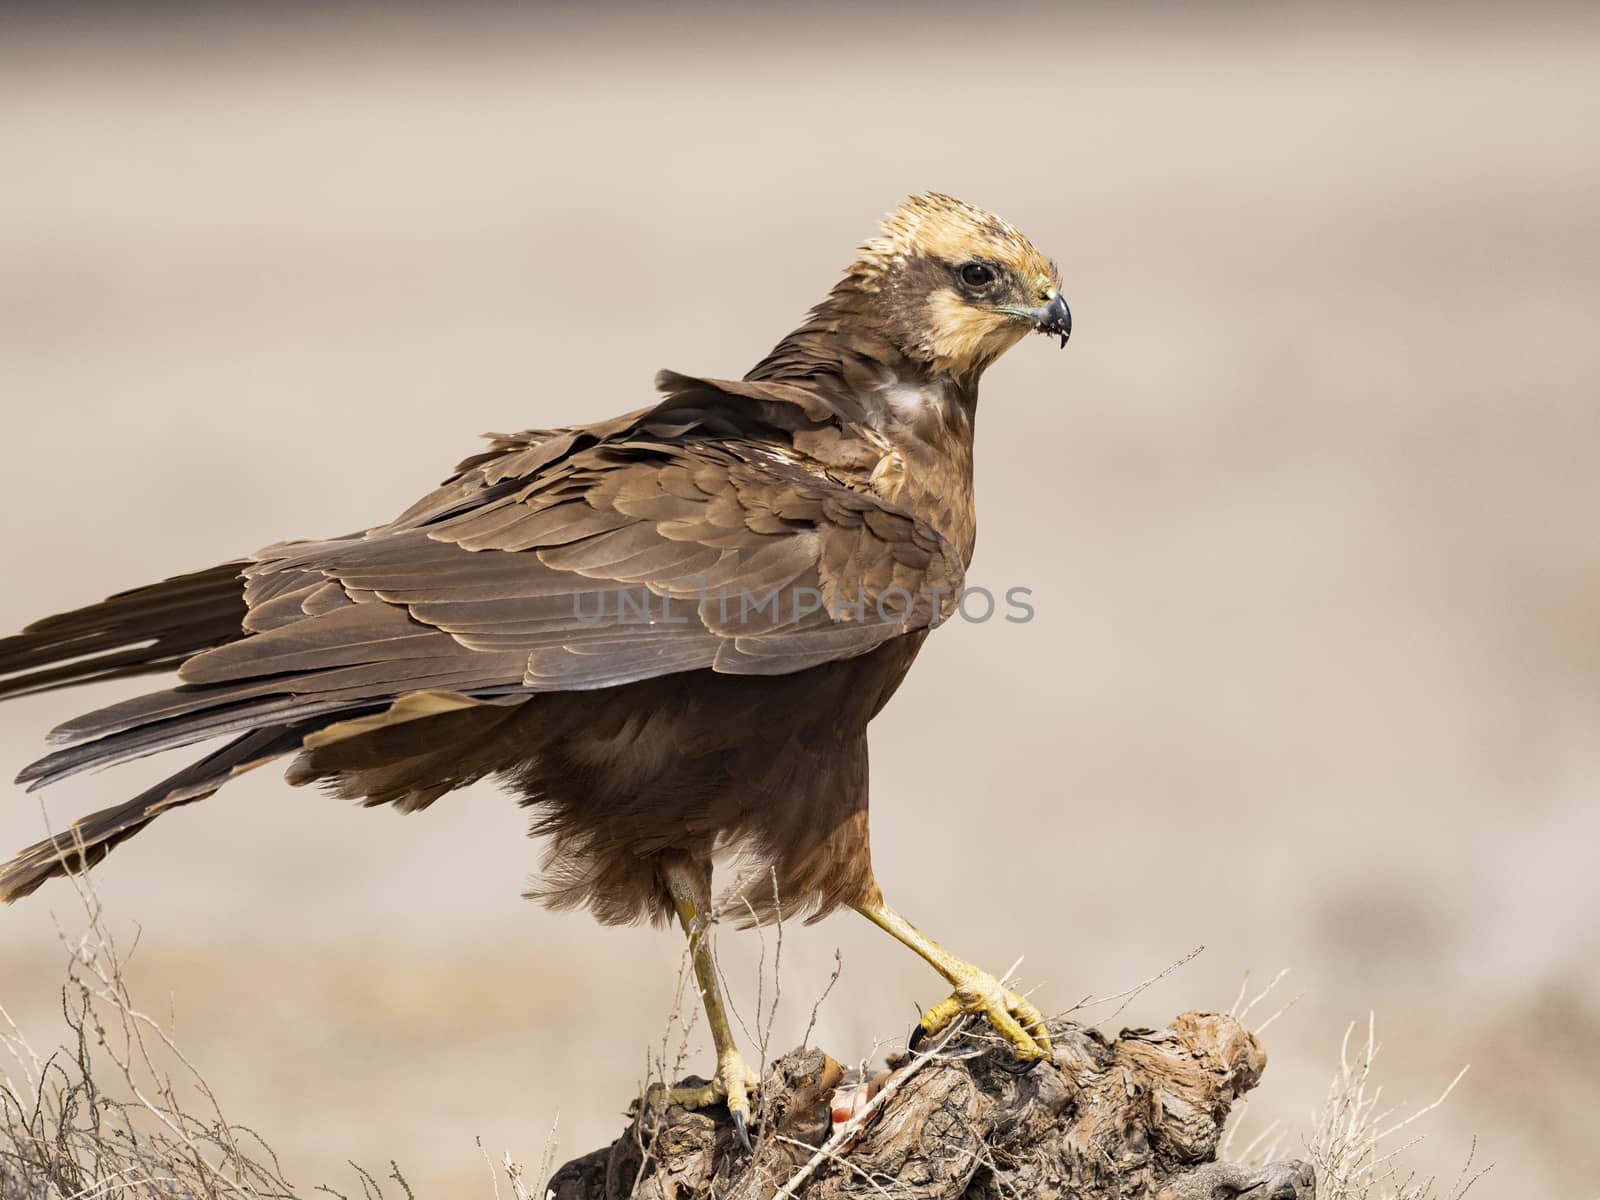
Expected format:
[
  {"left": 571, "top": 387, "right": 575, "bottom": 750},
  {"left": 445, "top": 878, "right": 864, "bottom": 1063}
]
[{"left": 1, "top": 3, "right": 1596, "bottom": 1195}]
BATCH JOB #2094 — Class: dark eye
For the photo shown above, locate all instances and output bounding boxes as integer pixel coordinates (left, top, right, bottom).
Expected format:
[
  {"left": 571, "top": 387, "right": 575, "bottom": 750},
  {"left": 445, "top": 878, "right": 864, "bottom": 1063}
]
[{"left": 959, "top": 262, "right": 995, "bottom": 288}]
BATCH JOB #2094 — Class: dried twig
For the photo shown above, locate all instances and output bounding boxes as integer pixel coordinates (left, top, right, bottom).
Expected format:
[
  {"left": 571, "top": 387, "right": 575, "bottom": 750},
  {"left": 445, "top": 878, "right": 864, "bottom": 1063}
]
[
  {"left": 1308, "top": 1014, "right": 1486, "bottom": 1200},
  {"left": 771, "top": 1017, "right": 970, "bottom": 1199}
]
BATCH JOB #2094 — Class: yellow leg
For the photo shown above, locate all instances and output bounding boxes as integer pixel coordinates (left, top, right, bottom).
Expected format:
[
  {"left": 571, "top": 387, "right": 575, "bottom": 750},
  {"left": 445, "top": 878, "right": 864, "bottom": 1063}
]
[
  {"left": 658, "top": 857, "right": 761, "bottom": 1150},
  {"left": 854, "top": 900, "right": 1052, "bottom": 1064}
]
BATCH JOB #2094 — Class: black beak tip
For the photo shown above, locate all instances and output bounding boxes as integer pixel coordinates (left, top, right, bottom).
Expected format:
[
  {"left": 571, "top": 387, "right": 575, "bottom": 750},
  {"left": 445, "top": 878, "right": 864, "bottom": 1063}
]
[{"left": 1036, "top": 294, "right": 1072, "bottom": 348}]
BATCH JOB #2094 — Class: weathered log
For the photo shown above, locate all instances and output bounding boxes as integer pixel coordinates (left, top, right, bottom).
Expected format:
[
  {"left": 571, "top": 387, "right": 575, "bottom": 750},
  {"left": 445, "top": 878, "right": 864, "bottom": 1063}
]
[{"left": 549, "top": 1011, "right": 1315, "bottom": 1199}]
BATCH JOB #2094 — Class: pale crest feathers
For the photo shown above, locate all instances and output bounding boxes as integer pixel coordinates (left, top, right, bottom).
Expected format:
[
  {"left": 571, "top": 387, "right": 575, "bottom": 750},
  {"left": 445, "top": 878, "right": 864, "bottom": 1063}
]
[{"left": 851, "top": 193, "right": 1056, "bottom": 289}]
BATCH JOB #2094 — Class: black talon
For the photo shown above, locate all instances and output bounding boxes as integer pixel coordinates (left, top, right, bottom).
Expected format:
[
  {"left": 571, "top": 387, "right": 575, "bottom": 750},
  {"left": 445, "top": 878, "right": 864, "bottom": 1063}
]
[
  {"left": 908, "top": 1022, "right": 929, "bottom": 1053},
  {"left": 731, "top": 1107, "right": 753, "bottom": 1153},
  {"left": 995, "top": 1051, "right": 1045, "bottom": 1076}
]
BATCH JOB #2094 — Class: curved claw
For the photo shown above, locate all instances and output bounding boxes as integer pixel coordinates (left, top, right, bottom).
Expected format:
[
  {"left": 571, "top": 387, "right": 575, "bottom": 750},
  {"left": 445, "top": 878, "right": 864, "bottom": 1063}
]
[
  {"left": 908, "top": 1020, "right": 928, "bottom": 1054},
  {"left": 993, "top": 1051, "right": 1045, "bottom": 1076},
  {"left": 915, "top": 971, "right": 1053, "bottom": 1069},
  {"left": 657, "top": 1047, "right": 761, "bottom": 1152}
]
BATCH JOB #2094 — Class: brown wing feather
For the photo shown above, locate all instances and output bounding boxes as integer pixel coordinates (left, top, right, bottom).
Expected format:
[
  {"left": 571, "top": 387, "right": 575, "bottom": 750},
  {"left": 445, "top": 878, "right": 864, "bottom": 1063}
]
[
  {"left": 0, "top": 561, "right": 248, "bottom": 700},
  {"left": 14, "top": 377, "right": 963, "bottom": 794}
]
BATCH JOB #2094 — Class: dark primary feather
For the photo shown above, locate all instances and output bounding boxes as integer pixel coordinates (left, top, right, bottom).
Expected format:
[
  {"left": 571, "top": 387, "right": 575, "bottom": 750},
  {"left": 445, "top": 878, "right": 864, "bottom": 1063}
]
[{"left": 0, "top": 562, "right": 247, "bottom": 700}]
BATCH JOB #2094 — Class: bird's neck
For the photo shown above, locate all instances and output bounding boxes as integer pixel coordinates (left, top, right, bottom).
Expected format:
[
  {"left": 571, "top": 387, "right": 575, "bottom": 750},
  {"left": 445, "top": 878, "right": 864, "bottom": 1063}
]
[
  {"left": 746, "top": 290, "right": 981, "bottom": 563},
  {"left": 746, "top": 286, "right": 982, "bottom": 430}
]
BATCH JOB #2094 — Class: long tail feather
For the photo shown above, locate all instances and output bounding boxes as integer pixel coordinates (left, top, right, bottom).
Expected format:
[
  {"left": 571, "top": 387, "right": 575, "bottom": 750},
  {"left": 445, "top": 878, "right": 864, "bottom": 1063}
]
[
  {"left": 0, "top": 723, "right": 306, "bottom": 902},
  {"left": 16, "top": 694, "right": 379, "bottom": 792},
  {"left": 0, "top": 562, "right": 248, "bottom": 701}
]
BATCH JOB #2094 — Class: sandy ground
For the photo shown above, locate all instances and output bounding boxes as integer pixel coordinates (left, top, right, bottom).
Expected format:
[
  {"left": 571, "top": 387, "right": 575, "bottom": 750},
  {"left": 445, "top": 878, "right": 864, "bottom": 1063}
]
[{"left": 0, "top": 5, "right": 1596, "bottom": 1195}]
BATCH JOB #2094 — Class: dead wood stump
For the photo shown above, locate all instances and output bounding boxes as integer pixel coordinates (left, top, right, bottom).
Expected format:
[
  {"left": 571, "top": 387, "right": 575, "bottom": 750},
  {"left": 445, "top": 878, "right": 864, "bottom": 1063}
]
[{"left": 548, "top": 1011, "right": 1315, "bottom": 1199}]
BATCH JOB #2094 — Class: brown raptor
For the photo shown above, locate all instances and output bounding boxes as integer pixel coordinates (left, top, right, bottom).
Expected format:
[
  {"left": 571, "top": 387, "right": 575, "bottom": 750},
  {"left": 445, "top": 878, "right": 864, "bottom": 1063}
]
[{"left": 0, "top": 193, "right": 1072, "bottom": 1145}]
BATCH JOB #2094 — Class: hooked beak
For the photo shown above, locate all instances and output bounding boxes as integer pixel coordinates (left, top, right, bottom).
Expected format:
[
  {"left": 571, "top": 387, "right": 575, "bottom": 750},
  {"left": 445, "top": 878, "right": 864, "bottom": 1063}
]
[{"left": 1030, "top": 291, "right": 1072, "bottom": 348}]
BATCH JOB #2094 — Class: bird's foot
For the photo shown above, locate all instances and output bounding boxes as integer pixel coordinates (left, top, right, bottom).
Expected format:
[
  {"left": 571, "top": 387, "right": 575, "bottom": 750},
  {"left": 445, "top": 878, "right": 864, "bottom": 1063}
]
[
  {"left": 655, "top": 1047, "right": 762, "bottom": 1151},
  {"left": 911, "top": 968, "right": 1052, "bottom": 1069}
]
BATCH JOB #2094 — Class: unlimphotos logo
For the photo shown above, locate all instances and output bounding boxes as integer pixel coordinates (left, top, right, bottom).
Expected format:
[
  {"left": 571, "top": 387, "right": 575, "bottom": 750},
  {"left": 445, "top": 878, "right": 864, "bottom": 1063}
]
[{"left": 572, "top": 582, "right": 1035, "bottom": 627}]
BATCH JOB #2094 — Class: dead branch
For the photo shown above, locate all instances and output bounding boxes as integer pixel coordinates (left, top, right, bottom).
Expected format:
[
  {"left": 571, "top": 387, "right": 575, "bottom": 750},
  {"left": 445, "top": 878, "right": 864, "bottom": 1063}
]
[
  {"left": 5, "top": 876, "right": 1485, "bottom": 1200},
  {"left": 549, "top": 1011, "right": 1315, "bottom": 1200}
]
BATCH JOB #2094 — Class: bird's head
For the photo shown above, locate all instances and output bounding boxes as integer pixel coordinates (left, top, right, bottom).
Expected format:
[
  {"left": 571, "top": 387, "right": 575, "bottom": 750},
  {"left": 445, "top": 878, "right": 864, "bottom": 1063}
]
[{"left": 846, "top": 193, "right": 1070, "bottom": 379}]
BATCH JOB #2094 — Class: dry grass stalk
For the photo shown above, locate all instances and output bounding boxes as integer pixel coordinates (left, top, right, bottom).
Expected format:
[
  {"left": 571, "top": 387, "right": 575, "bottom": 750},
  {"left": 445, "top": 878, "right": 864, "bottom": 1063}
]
[
  {"left": 1303, "top": 1015, "right": 1486, "bottom": 1200},
  {"left": 3, "top": 865, "right": 1481, "bottom": 1200},
  {"left": 0, "top": 867, "right": 298, "bottom": 1199}
]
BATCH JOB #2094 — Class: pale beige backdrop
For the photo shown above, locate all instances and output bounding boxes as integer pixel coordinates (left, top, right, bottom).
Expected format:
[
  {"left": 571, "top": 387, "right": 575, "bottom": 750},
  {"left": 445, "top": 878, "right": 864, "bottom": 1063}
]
[{"left": 1, "top": 5, "right": 1596, "bottom": 1196}]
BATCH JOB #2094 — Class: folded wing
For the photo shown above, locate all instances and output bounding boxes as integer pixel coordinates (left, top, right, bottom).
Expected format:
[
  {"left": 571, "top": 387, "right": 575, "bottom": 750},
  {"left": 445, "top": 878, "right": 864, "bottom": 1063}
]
[{"left": 22, "top": 401, "right": 962, "bottom": 790}]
